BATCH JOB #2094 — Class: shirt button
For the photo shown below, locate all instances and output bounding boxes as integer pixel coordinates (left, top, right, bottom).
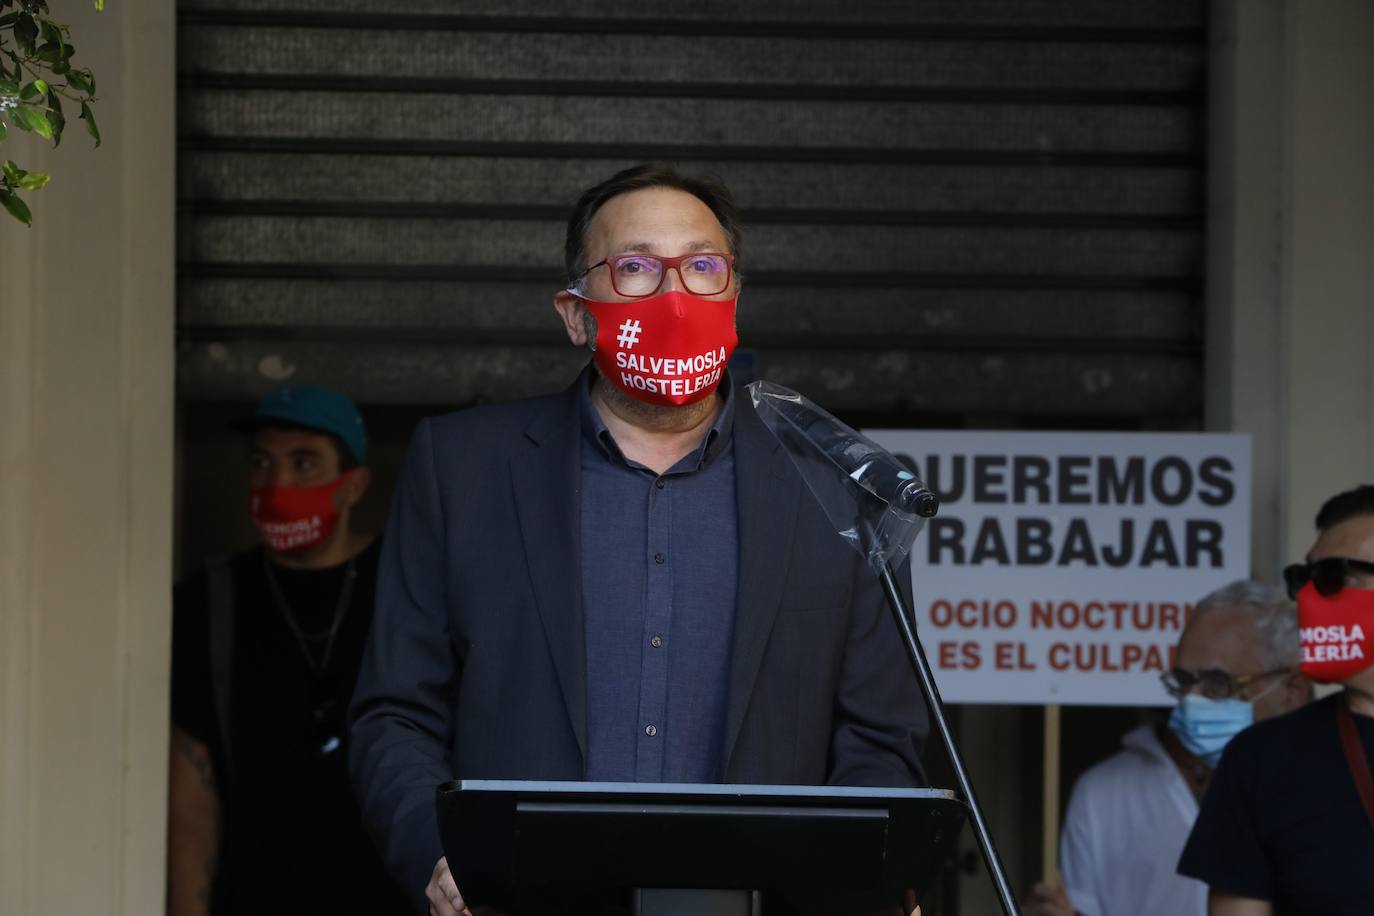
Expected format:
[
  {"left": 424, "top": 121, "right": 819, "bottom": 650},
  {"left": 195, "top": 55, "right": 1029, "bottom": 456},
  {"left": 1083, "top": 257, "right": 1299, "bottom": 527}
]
[
  {"left": 655, "top": 478, "right": 666, "bottom": 489},
  {"left": 650, "top": 635, "right": 663, "bottom": 648},
  {"left": 645, "top": 724, "right": 657, "bottom": 737},
  {"left": 654, "top": 552, "right": 665, "bottom": 564}
]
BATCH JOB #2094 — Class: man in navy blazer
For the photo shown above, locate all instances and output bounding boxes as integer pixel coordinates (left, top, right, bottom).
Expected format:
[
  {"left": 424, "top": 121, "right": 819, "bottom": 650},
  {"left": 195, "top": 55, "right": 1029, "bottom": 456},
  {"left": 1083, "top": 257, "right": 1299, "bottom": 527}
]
[{"left": 349, "top": 164, "right": 929, "bottom": 916}]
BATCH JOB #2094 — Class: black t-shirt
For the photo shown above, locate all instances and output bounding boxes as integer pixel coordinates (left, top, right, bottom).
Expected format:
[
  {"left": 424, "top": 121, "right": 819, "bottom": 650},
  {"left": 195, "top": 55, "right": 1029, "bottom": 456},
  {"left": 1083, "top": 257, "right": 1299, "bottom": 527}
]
[
  {"left": 171, "top": 540, "right": 409, "bottom": 916},
  {"left": 1178, "top": 692, "right": 1374, "bottom": 915}
]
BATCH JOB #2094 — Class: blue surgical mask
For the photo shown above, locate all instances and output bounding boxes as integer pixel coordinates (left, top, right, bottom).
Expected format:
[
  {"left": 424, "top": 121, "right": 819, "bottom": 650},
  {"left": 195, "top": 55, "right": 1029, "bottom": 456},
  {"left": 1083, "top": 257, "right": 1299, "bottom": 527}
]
[{"left": 1167, "top": 694, "right": 1255, "bottom": 767}]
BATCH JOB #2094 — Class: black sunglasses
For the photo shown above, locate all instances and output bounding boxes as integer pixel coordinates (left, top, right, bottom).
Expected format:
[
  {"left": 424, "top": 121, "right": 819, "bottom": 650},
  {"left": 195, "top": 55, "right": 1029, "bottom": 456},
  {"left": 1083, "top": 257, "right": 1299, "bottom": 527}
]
[{"left": 1282, "top": 556, "right": 1374, "bottom": 600}]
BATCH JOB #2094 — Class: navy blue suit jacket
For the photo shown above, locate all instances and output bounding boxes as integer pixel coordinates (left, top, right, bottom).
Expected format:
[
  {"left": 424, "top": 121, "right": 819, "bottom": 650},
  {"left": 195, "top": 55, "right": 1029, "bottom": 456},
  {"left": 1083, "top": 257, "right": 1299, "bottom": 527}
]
[{"left": 348, "top": 377, "right": 929, "bottom": 911}]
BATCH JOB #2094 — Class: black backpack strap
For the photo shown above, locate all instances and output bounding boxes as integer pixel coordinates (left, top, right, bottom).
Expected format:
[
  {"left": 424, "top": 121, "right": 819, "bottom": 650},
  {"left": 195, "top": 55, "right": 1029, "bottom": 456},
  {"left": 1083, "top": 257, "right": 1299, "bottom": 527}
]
[{"left": 204, "top": 555, "right": 236, "bottom": 781}]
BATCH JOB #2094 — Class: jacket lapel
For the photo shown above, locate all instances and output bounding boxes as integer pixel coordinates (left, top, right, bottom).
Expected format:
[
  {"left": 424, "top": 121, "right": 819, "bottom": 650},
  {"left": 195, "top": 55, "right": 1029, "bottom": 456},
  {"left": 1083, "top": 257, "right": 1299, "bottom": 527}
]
[
  {"left": 510, "top": 382, "right": 588, "bottom": 763},
  {"left": 721, "top": 395, "right": 802, "bottom": 773}
]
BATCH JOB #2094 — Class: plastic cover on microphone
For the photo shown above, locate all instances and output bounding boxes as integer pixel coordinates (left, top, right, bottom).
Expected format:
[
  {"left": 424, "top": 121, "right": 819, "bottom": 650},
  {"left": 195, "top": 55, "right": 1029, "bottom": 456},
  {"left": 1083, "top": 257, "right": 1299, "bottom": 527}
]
[{"left": 748, "top": 380, "right": 938, "bottom": 571}]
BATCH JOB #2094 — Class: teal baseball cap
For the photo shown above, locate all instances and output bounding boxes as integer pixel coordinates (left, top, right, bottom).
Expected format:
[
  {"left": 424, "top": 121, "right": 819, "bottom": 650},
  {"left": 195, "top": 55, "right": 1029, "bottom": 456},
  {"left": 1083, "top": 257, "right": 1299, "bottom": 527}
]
[{"left": 235, "top": 384, "right": 367, "bottom": 465}]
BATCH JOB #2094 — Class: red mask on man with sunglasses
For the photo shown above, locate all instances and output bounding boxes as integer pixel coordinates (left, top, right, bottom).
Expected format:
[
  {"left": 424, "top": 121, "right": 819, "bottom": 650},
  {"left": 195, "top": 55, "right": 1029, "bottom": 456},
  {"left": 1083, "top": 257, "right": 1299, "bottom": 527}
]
[{"left": 1287, "top": 557, "right": 1374, "bottom": 683}]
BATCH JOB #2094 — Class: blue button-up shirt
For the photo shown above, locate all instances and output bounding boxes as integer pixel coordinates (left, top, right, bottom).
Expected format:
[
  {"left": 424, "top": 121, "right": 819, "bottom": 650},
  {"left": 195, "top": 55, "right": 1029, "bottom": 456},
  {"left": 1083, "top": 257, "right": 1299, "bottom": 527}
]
[{"left": 580, "top": 376, "right": 739, "bottom": 783}]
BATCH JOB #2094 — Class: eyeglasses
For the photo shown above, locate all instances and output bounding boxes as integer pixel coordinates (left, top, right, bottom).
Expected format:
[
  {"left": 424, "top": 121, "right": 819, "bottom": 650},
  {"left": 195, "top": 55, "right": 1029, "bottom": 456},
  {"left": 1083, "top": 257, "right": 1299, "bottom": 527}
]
[
  {"left": 1160, "top": 666, "right": 1293, "bottom": 700},
  {"left": 576, "top": 252, "right": 735, "bottom": 299},
  {"left": 1282, "top": 556, "right": 1374, "bottom": 599}
]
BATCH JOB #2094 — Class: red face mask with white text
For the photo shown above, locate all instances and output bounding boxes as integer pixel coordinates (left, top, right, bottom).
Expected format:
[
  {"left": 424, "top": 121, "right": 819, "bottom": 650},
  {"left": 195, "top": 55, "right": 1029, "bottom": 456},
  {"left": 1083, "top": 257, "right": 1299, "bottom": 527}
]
[
  {"left": 1297, "top": 581, "right": 1374, "bottom": 683},
  {"left": 250, "top": 470, "right": 353, "bottom": 554},
  {"left": 579, "top": 289, "right": 737, "bottom": 408}
]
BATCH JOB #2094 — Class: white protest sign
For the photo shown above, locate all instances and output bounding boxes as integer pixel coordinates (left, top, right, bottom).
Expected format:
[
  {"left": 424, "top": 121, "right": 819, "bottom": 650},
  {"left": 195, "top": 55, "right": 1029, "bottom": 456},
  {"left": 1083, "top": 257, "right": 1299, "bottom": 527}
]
[{"left": 863, "top": 431, "right": 1251, "bottom": 706}]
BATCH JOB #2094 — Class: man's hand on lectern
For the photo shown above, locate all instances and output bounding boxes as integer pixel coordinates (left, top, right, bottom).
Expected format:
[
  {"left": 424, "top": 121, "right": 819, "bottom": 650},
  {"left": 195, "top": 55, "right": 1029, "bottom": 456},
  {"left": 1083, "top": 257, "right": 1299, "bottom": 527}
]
[
  {"left": 427, "top": 856, "right": 472, "bottom": 916},
  {"left": 872, "top": 888, "right": 921, "bottom": 916}
]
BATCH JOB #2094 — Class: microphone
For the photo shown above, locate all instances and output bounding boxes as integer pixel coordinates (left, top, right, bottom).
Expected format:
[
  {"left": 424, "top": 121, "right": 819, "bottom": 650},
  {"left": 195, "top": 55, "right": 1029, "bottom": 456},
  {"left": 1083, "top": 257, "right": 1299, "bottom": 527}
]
[
  {"left": 763, "top": 398, "right": 934, "bottom": 519},
  {"left": 798, "top": 416, "right": 940, "bottom": 518},
  {"left": 749, "top": 379, "right": 936, "bottom": 564}
]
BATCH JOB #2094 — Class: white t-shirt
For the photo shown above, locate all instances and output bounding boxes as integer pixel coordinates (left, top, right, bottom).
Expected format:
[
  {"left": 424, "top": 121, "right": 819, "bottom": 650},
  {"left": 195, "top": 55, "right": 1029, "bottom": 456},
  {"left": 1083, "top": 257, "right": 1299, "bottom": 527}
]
[{"left": 1060, "top": 723, "right": 1208, "bottom": 916}]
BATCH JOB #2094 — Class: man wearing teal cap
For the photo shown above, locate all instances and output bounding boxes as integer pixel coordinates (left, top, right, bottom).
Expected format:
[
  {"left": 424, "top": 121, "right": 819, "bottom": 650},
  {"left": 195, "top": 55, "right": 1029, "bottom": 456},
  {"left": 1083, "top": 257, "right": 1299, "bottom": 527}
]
[{"left": 167, "top": 384, "right": 407, "bottom": 916}]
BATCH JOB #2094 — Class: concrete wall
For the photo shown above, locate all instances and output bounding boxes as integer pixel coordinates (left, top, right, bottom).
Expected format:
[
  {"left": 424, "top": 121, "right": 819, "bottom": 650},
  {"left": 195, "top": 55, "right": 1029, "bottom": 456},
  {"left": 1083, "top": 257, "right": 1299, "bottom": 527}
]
[
  {"left": 1208, "top": 0, "right": 1374, "bottom": 575},
  {"left": 0, "top": 3, "right": 177, "bottom": 914}
]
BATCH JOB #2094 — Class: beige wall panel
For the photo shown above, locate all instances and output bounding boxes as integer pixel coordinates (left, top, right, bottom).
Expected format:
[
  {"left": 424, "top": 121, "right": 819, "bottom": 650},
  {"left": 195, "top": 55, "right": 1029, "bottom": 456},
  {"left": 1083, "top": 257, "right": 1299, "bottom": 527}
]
[
  {"left": 1281, "top": 0, "right": 1374, "bottom": 560},
  {"left": 0, "top": 3, "right": 177, "bottom": 915},
  {"left": 1, "top": 128, "right": 40, "bottom": 916},
  {"left": 1208, "top": 0, "right": 1374, "bottom": 577}
]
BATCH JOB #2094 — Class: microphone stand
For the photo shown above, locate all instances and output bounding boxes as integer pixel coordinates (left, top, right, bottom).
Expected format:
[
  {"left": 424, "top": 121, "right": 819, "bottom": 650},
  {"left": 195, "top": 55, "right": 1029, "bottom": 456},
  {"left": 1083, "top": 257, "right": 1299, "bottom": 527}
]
[
  {"left": 745, "top": 381, "right": 1021, "bottom": 914},
  {"left": 874, "top": 558, "right": 1021, "bottom": 916}
]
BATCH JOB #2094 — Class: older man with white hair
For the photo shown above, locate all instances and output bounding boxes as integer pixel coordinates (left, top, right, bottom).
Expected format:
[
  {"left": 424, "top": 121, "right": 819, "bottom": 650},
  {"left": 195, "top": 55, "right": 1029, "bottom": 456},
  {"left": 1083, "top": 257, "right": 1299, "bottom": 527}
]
[{"left": 1024, "top": 580, "right": 1313, "bottom": 916}]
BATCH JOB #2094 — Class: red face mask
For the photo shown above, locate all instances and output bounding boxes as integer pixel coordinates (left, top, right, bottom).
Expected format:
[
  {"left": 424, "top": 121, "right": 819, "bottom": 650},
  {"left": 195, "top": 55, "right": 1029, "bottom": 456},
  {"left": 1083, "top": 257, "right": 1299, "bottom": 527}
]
[
  {"left": 1297, "top": 581, "right": 1374, "bottom": 683},
  {"left": 250, "top": 471, "right": 354, "bottom": 554},
  {"left": 579, "top": 290, "right": 737, "bottom": 408}
]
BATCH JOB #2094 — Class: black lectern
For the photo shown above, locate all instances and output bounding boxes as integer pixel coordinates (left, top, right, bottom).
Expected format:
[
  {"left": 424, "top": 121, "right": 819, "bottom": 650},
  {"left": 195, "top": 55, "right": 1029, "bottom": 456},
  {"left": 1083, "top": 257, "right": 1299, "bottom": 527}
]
[{"left": 438, "top": 779, "right": 966, "bottom": 916}]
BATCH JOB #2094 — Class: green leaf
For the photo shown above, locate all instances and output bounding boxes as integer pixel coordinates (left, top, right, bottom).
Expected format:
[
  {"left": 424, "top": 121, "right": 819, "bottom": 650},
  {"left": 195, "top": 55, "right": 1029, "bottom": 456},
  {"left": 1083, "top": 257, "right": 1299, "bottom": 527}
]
[
  {"left": 79, "top": 99, "right": 98, "bottom": 147},
  {"left": 14, "top": 12, "right": 37, "bottom": 53},
  {"left": 44, "top": 96, "right": 62, "bottom": 146},
  {"left": 35, "top": 43, "right": 64, "bottom": 63},
  {"left": 39, "top": 20, "right": 61, "bottom": 46},
  {"left": 0, "top": 13, "right": 16, "bottom": 27},
  {"left": 20, "top": 79, "right": 47, "bottom": 100},
  {"left": 0, "top": 120, "right": 7, "bottom": 142},
  {"left": 2, "top": 159, "right": 20, "bottom": 182},
  {"left": 0, "top": 78, "right": 19, "bottom": 96},
  {"left": 45, "top": 90, "right": 63, "bottom": 146},
  {"left": 64, "top": 69, "right": 91, "bottom": 94},
  {"left": 94, "top": 0, "right": 104, "bottom": 10},
  {"left": 0, "top": 189, "right": 32, "bottom": 226},
  {"left": 50, "top": 59, "right": 69, "bottom": 75},
  {"left": 12, "top": 106, "right": 52, "bottom": 141},
  {"left": 17, "top": 170, "right": 48, "bottom": 190}
]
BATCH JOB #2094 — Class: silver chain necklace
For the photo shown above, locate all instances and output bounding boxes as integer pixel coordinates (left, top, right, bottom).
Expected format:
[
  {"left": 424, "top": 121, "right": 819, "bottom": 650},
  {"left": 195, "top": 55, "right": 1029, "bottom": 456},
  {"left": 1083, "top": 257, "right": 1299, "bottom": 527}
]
[{"left": 262, "top": 551, "right": 357, "bottom": 676}]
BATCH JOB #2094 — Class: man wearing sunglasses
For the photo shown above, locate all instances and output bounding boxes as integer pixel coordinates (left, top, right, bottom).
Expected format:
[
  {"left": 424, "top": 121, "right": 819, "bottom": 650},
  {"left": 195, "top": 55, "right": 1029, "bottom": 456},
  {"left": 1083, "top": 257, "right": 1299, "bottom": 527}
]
[
  {"left": 1180, "top": 485, "right": 1374, "bottom": 915},
  {"left": 1025, "top": 580, "right": 1311, "bottom": 916},
  {"left": 349, "top": 165, "right": 928, "bottom": 916}
]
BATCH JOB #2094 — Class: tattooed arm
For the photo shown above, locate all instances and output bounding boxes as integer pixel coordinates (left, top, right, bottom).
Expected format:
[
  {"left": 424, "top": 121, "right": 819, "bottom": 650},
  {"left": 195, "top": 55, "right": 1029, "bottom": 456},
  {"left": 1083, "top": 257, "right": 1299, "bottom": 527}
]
[{"left": 167, "top": 726, "right": 220, "bottom": 916}]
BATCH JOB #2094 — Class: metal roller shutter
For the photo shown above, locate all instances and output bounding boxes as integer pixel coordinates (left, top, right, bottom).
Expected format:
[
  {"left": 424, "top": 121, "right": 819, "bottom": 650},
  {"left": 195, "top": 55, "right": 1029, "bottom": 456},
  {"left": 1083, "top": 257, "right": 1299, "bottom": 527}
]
[{"left": 176, "top": 0, "right": 1205, "bottom": 420}]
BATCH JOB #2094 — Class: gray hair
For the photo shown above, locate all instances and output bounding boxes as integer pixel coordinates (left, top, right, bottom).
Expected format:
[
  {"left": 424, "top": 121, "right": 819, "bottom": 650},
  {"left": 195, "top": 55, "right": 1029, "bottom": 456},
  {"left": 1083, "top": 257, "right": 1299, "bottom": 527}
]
[{"left": 1189, "top": 579, "right": 1300, "bottom": 668}]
